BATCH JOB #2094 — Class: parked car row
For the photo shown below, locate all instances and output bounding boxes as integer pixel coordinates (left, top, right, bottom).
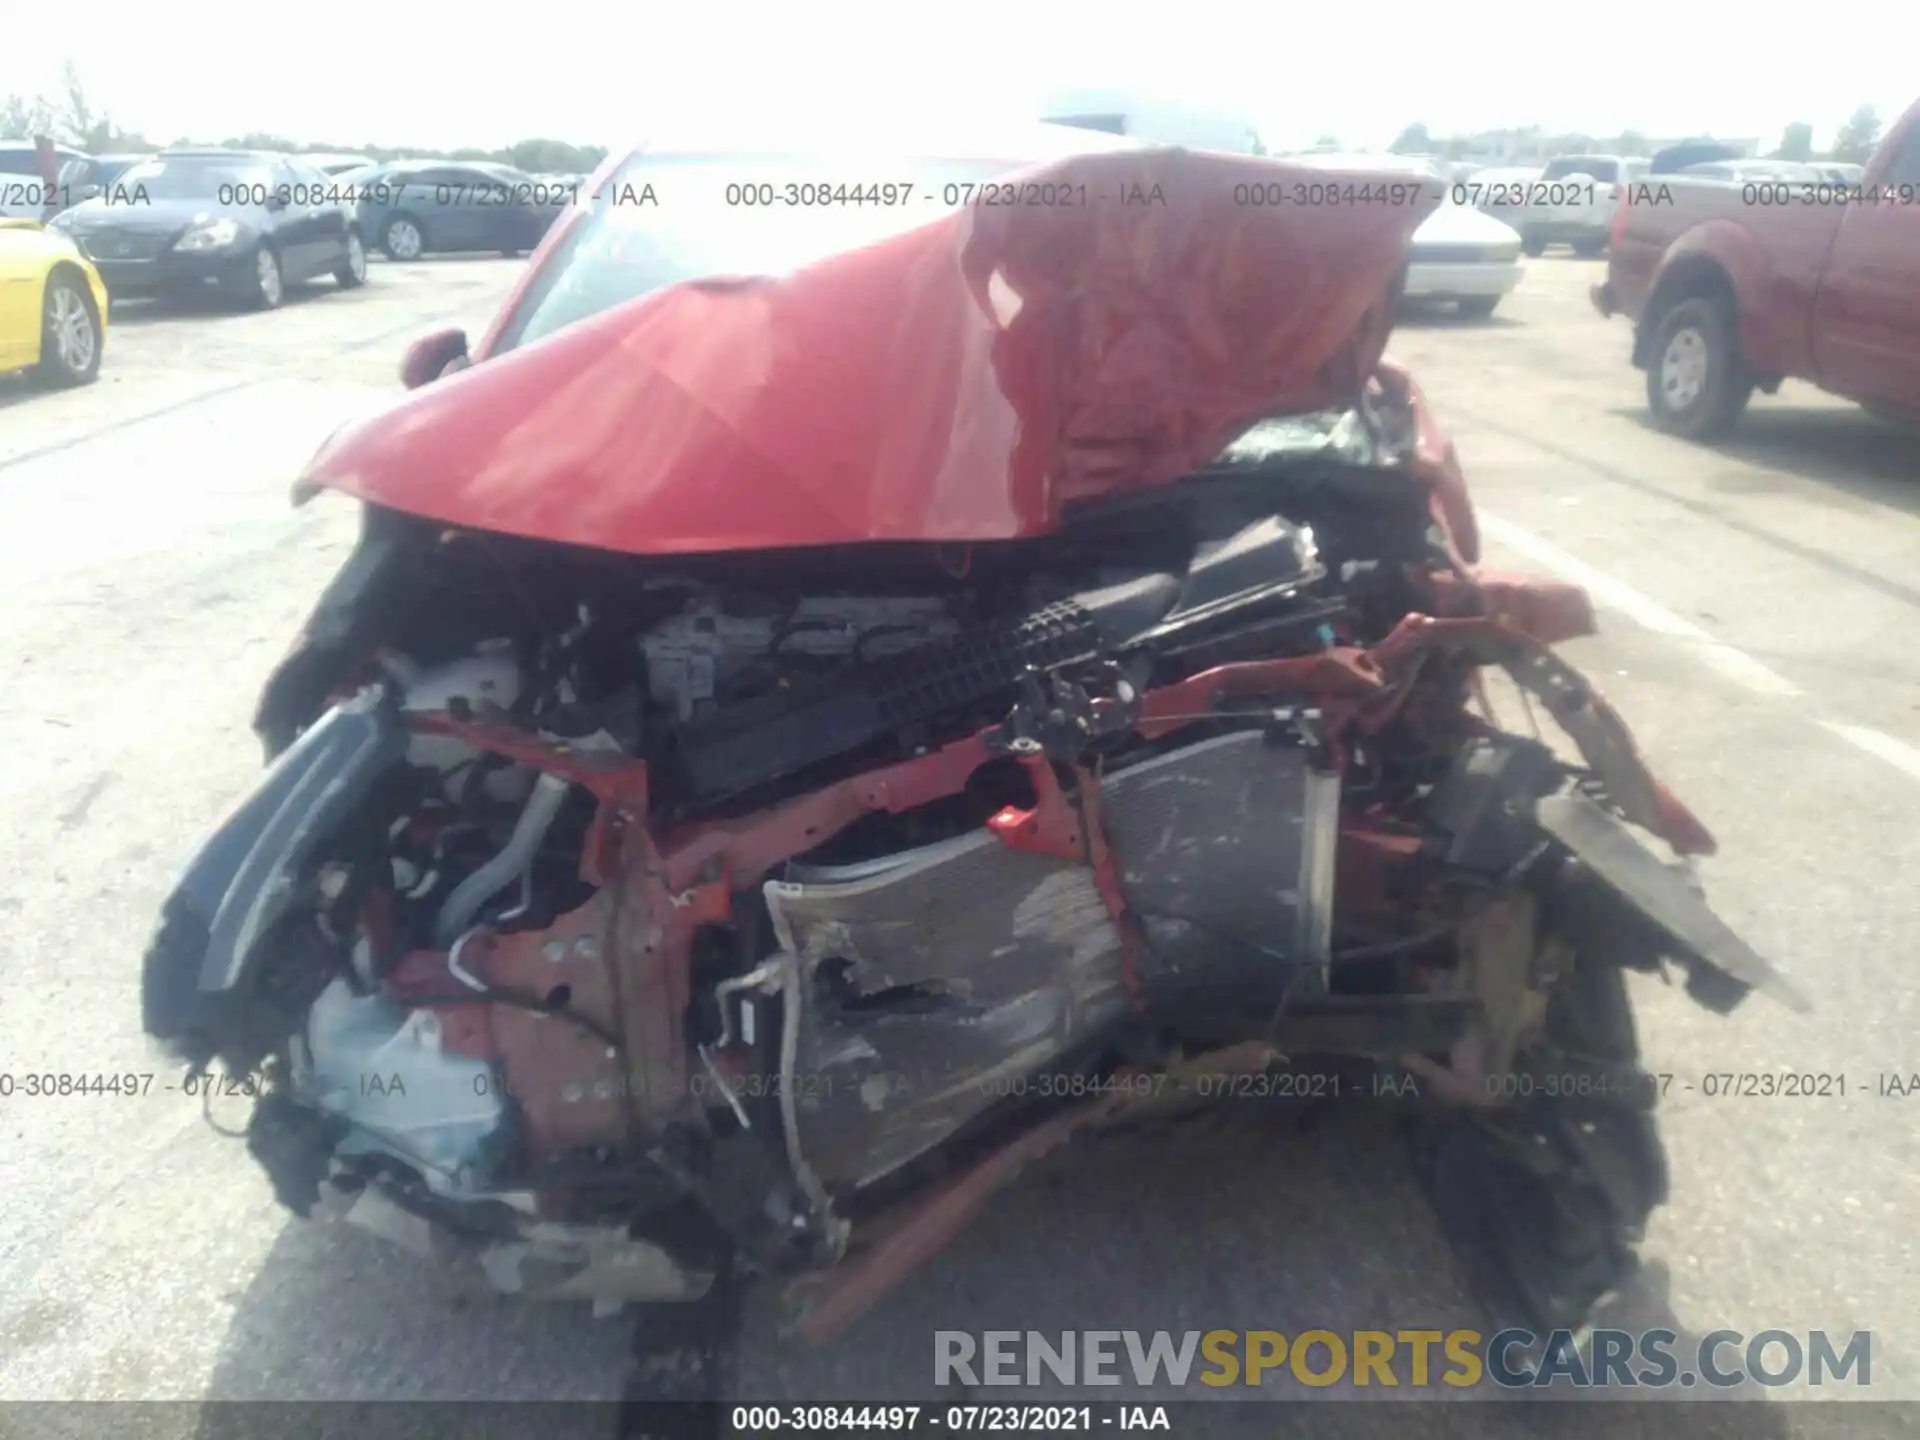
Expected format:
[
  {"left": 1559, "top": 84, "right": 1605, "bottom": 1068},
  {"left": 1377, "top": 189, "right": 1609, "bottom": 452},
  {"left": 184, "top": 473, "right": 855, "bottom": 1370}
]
[
  {"left": 1457, "top": 154, "right": 1650, "bottom": 257},
  {"left": 0, "top": 143, "right": 587, "bottom": 390},
  {"left": 46, "top": 151, "right": 368, "bottom": 309},
  {"left": 13, "top": 113, "right": 1911, "bottom": 431},
  {"left": 1459, "top": 151, "right": 1881, "bottom": 262},
  {"left": 2, "top": 141, "right": 580, "bottom": 260},
  {"left": 2, "top": 129, "right": 1531, "bottom": 395}
]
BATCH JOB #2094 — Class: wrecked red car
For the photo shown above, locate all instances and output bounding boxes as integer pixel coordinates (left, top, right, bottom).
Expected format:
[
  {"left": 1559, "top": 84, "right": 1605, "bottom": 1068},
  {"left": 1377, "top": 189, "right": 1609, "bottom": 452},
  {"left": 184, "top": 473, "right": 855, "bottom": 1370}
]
[{"left": 142, "top": 127, "right": 1798, "bottom": 1370}]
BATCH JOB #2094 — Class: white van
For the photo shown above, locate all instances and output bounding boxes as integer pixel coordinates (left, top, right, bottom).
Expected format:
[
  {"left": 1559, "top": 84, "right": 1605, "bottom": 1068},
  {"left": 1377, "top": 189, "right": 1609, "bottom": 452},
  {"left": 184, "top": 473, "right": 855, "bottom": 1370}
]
[{"left": 1040, "top": 89, "right": 1262, "bottom": 155}]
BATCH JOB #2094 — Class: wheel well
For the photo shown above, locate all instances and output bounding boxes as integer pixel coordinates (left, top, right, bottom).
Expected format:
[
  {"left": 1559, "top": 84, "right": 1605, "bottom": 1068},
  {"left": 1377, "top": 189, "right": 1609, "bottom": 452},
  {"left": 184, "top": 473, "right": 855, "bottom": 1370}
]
[
  {"left": 38, "top": 261, "right": 100, "bottom": 353},
  {"left": 1632, "top": 257, "right": 1736, "bottom": 369},
  {"left": 44, "top": 261, "right": 99, "bottom": 314}
]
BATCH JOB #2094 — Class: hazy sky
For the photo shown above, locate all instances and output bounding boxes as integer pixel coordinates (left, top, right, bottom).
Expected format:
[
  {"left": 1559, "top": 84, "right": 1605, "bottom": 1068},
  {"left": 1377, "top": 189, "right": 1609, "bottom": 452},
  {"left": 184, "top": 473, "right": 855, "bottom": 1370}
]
[{"left": 4, "top": 0, "right": 1914, "bottom": 155}]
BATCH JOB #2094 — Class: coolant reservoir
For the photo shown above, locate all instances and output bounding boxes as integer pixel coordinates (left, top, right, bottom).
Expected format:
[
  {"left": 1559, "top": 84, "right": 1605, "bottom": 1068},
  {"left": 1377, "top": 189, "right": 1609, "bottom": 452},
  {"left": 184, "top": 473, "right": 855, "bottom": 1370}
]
[{"left": 398, "top": 643, "right": 522, "bottom": 774}]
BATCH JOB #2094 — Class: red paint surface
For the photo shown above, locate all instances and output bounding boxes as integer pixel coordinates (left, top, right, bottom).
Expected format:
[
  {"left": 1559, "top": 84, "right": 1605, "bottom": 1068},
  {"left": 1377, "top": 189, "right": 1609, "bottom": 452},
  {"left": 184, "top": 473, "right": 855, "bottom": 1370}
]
[{"left": 296, "top": 147, "right": 1437, "bottom": 554}]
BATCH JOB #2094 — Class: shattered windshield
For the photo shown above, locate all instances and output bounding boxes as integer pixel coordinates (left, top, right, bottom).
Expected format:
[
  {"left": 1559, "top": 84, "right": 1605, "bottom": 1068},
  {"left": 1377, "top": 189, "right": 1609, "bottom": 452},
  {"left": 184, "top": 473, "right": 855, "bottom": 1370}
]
[{"left": 1219, "top": 408, "right": 1380, "bottom": 465}]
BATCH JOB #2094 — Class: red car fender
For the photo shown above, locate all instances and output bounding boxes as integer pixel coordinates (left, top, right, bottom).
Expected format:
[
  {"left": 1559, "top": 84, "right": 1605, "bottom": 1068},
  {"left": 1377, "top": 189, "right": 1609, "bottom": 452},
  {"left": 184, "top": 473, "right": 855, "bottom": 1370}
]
[{"left": 1373, "top": 360, "right": 1480, "bottom": 565}]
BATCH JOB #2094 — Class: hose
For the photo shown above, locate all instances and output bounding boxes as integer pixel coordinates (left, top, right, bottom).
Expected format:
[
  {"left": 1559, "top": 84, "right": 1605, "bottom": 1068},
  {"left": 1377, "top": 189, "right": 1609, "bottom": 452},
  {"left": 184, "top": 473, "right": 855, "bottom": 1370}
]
[{"left": 431, "top": 771, "right": 571, "bottom": 946}]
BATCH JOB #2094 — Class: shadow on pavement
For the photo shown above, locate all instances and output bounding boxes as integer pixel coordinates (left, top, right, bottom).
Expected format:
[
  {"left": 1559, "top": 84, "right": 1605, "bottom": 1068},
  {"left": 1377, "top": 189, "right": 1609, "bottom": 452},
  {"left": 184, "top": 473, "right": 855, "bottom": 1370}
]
[
  {"left": 122, "top": 1100, "right": 1816, "bottom": 1440},
  {"left": 1708, "top": 407, "right": 1919, "bottom": 494},
  {"left": 732, "top": 1106, "right": 1481, "bottom": 1401},
  {"left": 168, "top": 1106, "right": 1477, "bottom": 1428},
  {"left": 194, "top": 1219, "right": 630, "bottom": 1406},
  {"left": 371, "top": 253, "right": 530, "bottom": 267},
  {"left": 1615, "top": 405, "right": 1920, "bottom": 503},
  {"left": 106, "top": 283, "right": 350, "bottom": 329},
  {"left": 0, "top": 373, "right": 53, "bottom": 413},
  {"left": 1398, "top": 306, "right": 1525, "bottom": 331}
]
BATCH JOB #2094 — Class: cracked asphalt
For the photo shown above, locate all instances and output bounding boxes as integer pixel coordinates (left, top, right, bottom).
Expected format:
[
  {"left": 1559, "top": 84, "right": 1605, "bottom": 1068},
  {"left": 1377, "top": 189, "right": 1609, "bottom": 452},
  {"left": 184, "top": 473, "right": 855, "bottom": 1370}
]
[{"left": 0, "top": 252, "right": 1914, "bottom": 1436}]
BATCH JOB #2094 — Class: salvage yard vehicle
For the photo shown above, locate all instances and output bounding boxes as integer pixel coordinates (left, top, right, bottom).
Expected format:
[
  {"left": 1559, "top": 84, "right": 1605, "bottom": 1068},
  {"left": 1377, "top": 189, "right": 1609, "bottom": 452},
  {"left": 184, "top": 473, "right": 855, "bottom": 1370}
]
[
  {"left": 1516, "top": 154, "right": 1648, "bottom": 257},
  {"left": 1677, "top": 158, "right": 1825, "bottom": 184},
  {"left": 1463, "top": 163, "right": 1543, "bottom": 235},
  {"left": 46, "top": 149, "right": 368, "bottom": 311},
  {"left": 1593, "top": 97, "right": 1920, "bottom": 438},
  {"left": 301, "top": 153, "right": 378, "bottom": 176},
  {"left": 1290, "top": 153, "right": 1525, "bottom": 319},
  {"left": 53, "top": 152, "right": 149, "bottom": 208},
  {"left": 0, "top": 141, "right": 89, "bottom": 222},
  {"left": 142, "top": 123, "right": 1799, "bottom": 1377},
  {"left": 344, "top": 160, "right": 574, "bottom": 260},
  {"left": 0, "top": 217, "right": 108, "bottom": 385},
  {"left": 0, "top": 142, "right": 150, "bottom": 222}
]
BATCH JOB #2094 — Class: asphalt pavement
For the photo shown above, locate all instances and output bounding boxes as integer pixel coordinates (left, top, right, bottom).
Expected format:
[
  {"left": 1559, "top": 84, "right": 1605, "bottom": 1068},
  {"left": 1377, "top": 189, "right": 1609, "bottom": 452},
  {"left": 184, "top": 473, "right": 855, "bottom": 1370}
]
[{"left": 0, "top": 254, "right": 1914, "bottom": 1430}]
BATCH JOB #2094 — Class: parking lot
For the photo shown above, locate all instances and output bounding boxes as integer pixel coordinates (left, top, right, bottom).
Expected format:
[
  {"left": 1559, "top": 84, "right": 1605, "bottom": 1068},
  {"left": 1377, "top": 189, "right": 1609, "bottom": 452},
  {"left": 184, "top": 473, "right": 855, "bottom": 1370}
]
[{"left": 1, "top": 251, "right": 1916, "bottom": 1424}]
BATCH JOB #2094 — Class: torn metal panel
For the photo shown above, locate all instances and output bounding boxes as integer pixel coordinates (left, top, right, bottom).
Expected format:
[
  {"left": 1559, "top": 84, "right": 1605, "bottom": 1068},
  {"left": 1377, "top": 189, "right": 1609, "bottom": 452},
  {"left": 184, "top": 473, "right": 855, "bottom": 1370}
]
[{"left": 1534, "top": 790, "right": 1808, "bottom": 1012}]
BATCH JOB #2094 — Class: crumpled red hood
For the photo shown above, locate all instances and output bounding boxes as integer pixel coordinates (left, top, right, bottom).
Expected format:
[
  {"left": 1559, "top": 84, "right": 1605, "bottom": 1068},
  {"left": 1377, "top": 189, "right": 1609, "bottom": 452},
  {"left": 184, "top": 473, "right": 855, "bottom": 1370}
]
[{"left": 297, "top": 149, "right": 1440, "bottom": 555}]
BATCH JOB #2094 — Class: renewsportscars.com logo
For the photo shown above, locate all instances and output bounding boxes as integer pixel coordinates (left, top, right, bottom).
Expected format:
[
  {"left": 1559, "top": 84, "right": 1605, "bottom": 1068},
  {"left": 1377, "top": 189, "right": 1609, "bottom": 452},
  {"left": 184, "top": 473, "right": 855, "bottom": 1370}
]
[{"left": 934, "top": 1328, "right": 1874, "bottom": 1390}]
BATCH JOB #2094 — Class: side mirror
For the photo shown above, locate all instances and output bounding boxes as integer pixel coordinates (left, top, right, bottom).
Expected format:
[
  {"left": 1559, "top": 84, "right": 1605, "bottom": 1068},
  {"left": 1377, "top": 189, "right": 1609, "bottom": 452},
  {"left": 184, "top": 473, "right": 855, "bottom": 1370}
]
[
  {"left": 264, "top": 192, "right": 288, "bottom": 213},
  {"left": 400, "top": 327, "right": 471, "bottom": 389}
]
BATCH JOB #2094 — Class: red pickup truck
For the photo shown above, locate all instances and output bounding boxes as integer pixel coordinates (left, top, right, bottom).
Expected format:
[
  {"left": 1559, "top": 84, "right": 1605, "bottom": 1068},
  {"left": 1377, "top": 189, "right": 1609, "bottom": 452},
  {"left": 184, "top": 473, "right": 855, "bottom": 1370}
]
[{"left": 1592, "top": 97, "right": 1920, "bottom": 439}]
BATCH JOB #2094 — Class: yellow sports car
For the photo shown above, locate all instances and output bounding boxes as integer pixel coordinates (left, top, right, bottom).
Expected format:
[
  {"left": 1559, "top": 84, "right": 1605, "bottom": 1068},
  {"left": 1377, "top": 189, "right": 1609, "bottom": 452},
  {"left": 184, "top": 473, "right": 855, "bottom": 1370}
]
[{"left": 0, "top": 218, "right": 109, "bottom": 386}]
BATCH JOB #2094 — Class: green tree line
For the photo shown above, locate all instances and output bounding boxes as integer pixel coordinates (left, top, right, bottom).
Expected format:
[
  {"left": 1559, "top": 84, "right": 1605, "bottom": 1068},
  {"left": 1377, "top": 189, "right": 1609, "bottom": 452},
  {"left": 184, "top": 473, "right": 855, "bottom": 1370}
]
[
  {"left": 2, "top": 63, "right": 606, "bottom": 174},
  {"left": 1387, "top": 106, "right": 1889, "bottom": 164},
  {"left": 1770, "top": 106, "right": 1883, "bottom": 164}
]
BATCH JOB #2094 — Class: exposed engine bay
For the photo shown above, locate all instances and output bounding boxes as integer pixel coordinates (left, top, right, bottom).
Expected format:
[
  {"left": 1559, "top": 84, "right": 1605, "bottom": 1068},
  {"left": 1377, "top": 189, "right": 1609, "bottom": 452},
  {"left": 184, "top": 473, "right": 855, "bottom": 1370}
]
[{"left": 142, "top": 385, "right": 1797, "bottom": 1340}]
